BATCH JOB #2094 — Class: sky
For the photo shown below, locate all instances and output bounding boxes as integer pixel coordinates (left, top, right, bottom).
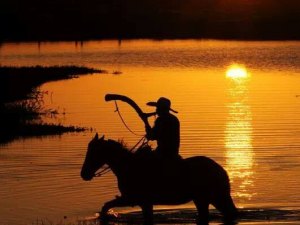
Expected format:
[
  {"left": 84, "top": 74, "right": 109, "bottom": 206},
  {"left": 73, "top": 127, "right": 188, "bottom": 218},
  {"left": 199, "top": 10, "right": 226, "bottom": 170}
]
[{"left": 0, "top": 0, "right": 299, "bottom": 40}]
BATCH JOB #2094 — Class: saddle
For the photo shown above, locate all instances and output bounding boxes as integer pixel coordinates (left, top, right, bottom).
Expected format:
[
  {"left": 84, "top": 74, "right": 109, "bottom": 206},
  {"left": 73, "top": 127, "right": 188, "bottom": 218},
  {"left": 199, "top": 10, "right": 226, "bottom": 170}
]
[{"left": 133, "top": 146, "right": 187, "bottom": 182}]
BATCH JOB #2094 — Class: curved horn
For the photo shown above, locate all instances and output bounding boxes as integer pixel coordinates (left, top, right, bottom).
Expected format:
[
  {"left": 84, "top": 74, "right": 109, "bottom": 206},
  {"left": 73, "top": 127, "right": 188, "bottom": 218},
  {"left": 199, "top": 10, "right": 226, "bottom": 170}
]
[{"left": 105, "top": 94, "right": 150, "bottom": 129}]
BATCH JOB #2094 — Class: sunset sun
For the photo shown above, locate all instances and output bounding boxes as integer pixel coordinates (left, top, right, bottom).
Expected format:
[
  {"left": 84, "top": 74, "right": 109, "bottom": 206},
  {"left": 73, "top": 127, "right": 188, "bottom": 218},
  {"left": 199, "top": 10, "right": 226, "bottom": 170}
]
[{"left": 226, "top": 64, "right": 249, "bottom": 79}]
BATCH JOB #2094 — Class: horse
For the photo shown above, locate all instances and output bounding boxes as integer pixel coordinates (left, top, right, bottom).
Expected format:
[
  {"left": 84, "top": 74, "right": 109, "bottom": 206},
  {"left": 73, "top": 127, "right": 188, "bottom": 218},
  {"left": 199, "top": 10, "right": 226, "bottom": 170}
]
[{"left": 81, "top": 133, "right": 238, "bottom": 225}]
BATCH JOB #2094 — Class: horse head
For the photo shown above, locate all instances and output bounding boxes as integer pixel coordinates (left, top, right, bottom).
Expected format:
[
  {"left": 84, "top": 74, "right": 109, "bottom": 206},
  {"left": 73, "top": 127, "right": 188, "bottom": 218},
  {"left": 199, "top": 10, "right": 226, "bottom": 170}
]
[{"left": 81, "top": 133, "right": 107, "bottom": 181}]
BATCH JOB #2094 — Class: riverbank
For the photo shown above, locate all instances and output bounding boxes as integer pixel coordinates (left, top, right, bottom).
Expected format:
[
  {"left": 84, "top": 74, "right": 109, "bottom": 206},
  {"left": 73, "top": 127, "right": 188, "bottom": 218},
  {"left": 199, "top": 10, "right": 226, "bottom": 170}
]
[
  {"left": 0, "top": 66, "right": 105, "bottom": 144},
  {"left": 65, "top": 208, "right": 300, "bottom": 225},
  {"left": 106, "top": 207, "right": 300, "bottom": 224}
]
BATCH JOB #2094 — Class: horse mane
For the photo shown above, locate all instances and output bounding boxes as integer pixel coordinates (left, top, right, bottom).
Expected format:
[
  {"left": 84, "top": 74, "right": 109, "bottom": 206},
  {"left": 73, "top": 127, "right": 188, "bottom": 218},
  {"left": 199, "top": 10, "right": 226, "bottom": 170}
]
[
  {"left": 106, "top": 139, "right": 134, "bottom": 155},
  {"left": 106, "top": 139, "right": 151, "bottom": 156}
]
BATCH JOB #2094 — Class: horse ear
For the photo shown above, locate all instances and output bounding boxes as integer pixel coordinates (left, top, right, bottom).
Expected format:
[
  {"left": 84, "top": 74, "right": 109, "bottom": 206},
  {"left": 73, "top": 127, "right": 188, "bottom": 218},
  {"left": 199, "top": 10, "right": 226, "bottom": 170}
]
[
  {"left": 100, "top": 135, "right": 105, "bottom": 141},
  {"left": 94, "top": 133, "right": 99, "bottom": 140}
]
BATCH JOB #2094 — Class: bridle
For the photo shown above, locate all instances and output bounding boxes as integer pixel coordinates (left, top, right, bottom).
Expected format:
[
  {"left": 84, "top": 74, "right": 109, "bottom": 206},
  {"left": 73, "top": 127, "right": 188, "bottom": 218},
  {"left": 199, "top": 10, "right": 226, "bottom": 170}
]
[
  {"left": 93, "top": 135, "right": 149, "bottom": 177},
  {"left": 93, "top": 94, "right": 154, "bottom": 177}
]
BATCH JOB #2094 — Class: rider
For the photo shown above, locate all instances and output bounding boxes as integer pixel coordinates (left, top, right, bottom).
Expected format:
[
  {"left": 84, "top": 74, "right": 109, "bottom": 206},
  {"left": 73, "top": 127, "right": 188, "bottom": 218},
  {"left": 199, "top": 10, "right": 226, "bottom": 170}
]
[{"left": 145, "top": 97, "right": 180, "bottom": 159}]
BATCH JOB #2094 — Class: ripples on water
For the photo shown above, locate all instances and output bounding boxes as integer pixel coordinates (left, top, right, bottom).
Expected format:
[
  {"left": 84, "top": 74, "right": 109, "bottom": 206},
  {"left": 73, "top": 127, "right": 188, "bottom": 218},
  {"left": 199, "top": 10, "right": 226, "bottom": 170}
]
[
  {"left": 0, "top": 40, "right": 300, "bottom": 225},
  {"left": 78, "top": 208, "right": 300, "bottom": 224},
  {"left": 1, "top": 40, "right": 299, "bottom": 71}
]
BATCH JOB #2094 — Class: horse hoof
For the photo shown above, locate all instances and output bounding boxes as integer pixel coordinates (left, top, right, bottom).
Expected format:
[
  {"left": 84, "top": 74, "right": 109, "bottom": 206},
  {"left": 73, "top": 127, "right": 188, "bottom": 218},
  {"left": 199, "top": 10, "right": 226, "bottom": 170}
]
[
  {"left": 100, "top": 217, "right": 108, "bottom": 225},
  {"left": 196, "top": 219, "right": 209, "bottom": 225},
  {"left": 100, "top": 217, "right": 109, "bottom": 225},
  {"left": 100, "top": 212, "right": 118, "bottom": 222},
  {"left": 99, "top": 213, "right": 108, "bottom": 221}
]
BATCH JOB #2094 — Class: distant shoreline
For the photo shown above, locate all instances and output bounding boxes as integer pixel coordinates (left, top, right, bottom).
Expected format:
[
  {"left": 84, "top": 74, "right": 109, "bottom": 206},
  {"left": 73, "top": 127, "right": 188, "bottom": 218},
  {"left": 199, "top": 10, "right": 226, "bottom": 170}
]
[{"left": 1, "top": 35, "right": 300, "bottom": 44}]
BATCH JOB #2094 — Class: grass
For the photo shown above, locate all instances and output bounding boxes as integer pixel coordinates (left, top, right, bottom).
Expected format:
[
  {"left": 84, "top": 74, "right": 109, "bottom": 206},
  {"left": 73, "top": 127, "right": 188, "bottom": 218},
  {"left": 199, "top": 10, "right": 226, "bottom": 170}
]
[{"left": 0, "top": 65, "right": 105, "bottom": 144}]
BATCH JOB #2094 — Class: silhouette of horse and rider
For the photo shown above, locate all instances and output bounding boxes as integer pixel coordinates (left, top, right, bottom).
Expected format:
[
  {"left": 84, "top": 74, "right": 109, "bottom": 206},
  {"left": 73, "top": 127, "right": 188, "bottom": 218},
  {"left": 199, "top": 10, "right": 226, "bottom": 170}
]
[{"left": 81, "top": 94, "right": 238, "bottom": 225}]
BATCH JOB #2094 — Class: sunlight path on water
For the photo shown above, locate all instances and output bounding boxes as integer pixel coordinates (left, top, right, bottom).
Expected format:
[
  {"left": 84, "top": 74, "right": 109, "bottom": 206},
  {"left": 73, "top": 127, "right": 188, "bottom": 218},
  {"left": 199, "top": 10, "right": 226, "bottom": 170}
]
[{"left": 225, "top": 64, "right": 255, "bottom": 202}]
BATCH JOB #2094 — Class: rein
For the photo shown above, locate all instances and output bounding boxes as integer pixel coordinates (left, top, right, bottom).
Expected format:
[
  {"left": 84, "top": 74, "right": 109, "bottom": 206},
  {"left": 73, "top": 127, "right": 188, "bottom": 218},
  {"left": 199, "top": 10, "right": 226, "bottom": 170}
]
[
  {"left": 94, "top": 94, "right": 153, "bottom": 177},
  {"left": 114, "top": 100, "right": 144, "bottom": 137},
  {"left": 94, "top": 166, "right": 111, "bottom": 177},
  {"left": 94, "top": 135, "right": 148, "bottom": 177}
]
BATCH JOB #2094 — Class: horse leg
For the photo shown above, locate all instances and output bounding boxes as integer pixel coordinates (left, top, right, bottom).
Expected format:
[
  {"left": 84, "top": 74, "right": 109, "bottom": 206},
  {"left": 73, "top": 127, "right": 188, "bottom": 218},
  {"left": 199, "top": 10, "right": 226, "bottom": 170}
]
[
  {"left": 212, "top": 195, "right": 238, "bottom": 225},
  {"left": 194, "top": 199, "right": 209, "bottom": 225},
  {"left": 141, "top": 204, "right": 153, "bottom": 225},
  {"left": 100, "top": 196, "right": 130, "bottom": 221}
]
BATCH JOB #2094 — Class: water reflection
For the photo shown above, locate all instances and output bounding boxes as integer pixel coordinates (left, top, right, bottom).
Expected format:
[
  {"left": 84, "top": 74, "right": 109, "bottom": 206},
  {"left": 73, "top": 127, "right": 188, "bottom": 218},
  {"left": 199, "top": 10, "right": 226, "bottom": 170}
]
[{"left": 225, "top": 64, "right": 255, "bottom": 201}]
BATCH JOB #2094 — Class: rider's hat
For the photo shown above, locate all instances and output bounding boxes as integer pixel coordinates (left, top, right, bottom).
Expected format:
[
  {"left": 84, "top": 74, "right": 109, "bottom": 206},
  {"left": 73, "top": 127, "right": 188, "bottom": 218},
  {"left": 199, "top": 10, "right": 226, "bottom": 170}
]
[{"left": 147, "top": 97, "right": 178, "bottom": 113}]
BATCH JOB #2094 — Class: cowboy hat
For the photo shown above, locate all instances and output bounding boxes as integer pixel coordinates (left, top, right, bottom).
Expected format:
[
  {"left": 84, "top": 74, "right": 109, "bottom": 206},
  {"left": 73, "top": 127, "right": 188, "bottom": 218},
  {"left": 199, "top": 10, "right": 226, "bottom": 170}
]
[{"left": 147, "top": 97, "right": 178, "bottom": 113}]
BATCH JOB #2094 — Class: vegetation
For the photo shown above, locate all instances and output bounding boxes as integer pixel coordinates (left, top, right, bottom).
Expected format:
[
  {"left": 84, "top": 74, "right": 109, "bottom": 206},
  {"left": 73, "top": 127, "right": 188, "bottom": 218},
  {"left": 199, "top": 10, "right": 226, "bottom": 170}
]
[
  {"left": 0, "top": 66, "right": 105, "bottom": 103},
  {"left": 0, "top": 66, "right": 104, "bottom": 144}
]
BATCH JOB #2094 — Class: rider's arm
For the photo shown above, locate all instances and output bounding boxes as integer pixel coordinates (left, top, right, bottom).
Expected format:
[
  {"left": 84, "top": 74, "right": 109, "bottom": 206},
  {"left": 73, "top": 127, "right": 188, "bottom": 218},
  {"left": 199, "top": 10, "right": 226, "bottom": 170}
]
[
  {"left": 145, "top": 120, "right": 158, "bottom": 140},
  {"left": 146, "top": 125, "right": 154, "bottom": 140}
]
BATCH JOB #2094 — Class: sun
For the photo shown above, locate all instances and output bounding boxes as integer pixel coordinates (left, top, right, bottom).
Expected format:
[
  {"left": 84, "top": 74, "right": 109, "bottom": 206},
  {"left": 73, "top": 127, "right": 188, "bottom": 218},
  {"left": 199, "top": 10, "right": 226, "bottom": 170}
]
[{"left": 226, "top": 64, "right": 249, "bottom": 79}]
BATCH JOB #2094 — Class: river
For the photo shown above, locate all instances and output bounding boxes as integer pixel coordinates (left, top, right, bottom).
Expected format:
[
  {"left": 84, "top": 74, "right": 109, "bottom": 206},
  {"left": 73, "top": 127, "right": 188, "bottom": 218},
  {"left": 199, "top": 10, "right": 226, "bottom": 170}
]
[{"left": 0, "top": 40, "right": 299, "bottom": 225}]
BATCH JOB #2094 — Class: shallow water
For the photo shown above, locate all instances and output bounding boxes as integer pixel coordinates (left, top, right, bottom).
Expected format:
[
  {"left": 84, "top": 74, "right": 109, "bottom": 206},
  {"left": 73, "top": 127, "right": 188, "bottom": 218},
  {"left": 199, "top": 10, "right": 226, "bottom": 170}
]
[{"left": 0, "top": 40, "right": 300, "bottom": 225}]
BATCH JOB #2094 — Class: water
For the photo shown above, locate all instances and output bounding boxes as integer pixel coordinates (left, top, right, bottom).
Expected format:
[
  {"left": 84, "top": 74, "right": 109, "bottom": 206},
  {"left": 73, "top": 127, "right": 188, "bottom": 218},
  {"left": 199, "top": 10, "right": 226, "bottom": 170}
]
[{"left": 0, "top": 40, "right": 300, "bottom": 225}]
